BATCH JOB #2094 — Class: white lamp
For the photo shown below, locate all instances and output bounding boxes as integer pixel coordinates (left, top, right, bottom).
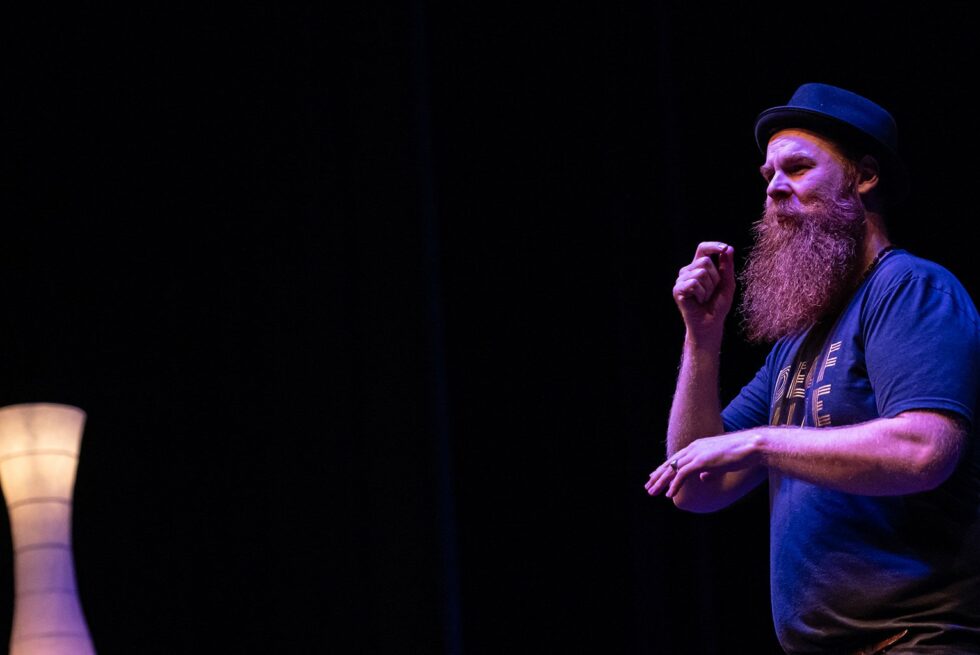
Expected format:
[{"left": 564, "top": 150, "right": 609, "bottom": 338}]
[{"left": 0, "top": 403, "right": 95, "bottom": 655}]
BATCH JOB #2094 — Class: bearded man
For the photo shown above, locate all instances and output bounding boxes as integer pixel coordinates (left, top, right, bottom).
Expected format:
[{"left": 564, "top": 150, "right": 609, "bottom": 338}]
[{"left": 645, "top": 83, "right": 980, "bottom": 654}]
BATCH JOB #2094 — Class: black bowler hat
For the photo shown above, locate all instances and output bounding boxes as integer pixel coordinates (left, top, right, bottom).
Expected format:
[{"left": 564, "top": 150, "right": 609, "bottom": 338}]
[{"left": 754, "top": 83, "right": 909, "bottom": 202}]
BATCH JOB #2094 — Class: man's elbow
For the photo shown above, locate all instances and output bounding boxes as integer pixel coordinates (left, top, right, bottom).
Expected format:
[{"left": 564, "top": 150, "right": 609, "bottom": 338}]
[
  {"left": 910, "top": 432, "right": 966, "bottom": 492},
  {"left": 671, "top": 488, "right": 729, "bottom": 514}
]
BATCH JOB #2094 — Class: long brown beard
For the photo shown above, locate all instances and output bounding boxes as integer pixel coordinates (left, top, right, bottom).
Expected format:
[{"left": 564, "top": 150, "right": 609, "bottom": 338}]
[{"left": 739, "top": 187, "right": 867, "bottom": 343}]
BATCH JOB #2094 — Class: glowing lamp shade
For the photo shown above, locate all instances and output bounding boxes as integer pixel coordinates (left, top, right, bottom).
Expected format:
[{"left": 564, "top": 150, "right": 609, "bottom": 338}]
[{"left": 0, "top": 403, "right": 95, "bottom": 655}]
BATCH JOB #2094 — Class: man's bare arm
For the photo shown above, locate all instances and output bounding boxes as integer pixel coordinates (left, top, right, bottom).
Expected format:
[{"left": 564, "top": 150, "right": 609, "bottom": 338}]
[
  {"left": 650, "top": 410, "right": 966, "bottom": 500},
  {"left": 655, "top": 338, "right": 767, "bottom": 513},
  {"left": 648, "top": 241, "right": 767, "bottom": 513}
]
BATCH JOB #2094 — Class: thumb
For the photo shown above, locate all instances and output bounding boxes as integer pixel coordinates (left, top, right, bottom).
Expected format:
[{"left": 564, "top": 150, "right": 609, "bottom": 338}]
[{"left": 718, "top": 246, "right": 736, "bottom": 287}]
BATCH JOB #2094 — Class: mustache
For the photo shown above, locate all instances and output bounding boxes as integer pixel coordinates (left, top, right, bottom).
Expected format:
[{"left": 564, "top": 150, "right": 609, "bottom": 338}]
[
  {"left": 767, "top": 200, "right": 808, "bottom": 222},
  {"left": 766, "top": 194, "right": 854, "bottom": 227}
]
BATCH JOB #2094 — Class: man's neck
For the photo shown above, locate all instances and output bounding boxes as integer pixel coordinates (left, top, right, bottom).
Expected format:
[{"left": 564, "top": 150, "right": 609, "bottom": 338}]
[{"left": 862, "top": 212, "right": 892, "bottom": 271}]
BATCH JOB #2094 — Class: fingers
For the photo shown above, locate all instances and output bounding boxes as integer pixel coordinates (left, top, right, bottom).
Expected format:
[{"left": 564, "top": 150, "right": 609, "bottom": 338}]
[
  {"left": 673, "top": 277, "right": 708, "bottom": 303},
  {"left": 645, "top": 452, "right": 704, "bottom": 498},
  {"left": 666, "top": 459, "right": 696, "bottom": 498},
  {"left": 645, "top": 455, "right": 684, "bottom": 497},
  {"left": 694, "top": 241, "right": 730, "bottom": 263},
  {"left": 644, "top": 454, "right": 698, "bottom": 498},
  {"left": 716, "top": 244, "right": 736, "bottom": 288},
  {"left": 675, "top": 266, "right": 716, "bottom": 304},
  {"left": 645, "top": 461, "right": 672, "bottom": 496},
  {"left": 675, "top": 242, "right": 732, "bottom": 304}
]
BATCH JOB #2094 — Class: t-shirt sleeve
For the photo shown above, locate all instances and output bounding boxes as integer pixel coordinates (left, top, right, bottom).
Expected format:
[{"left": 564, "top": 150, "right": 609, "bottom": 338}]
[
  {"left": 865, "top": 273, "right": 980, "bottom": 425},
  {"left": 722, "top": 361, "right": 772, "bottom": 432}
]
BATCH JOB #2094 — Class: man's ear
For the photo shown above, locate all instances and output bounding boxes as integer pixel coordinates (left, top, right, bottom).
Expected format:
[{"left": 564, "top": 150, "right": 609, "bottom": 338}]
[{"left": 856, "top": 155, "right": 881, "bottom": 194}]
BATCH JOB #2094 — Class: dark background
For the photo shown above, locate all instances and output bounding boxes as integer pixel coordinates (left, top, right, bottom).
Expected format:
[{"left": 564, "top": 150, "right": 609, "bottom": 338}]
[{"left": 2, "top": 3, "right": 977, "bottom": 654}]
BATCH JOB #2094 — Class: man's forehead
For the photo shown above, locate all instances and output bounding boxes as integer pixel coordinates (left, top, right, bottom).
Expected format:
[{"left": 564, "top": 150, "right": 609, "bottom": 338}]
[{"left": 765, "top": 128, "right": 841, "bottom": 159}]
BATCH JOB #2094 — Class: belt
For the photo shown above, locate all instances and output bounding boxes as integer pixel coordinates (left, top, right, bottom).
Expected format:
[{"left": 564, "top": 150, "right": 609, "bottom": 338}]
[{"left": 850, "top": 629, "right": 909, "bottom": 655}]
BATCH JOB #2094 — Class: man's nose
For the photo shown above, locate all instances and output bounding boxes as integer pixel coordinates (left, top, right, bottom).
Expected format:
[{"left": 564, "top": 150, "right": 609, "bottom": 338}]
[{"left": 767, "top": 172, "right": 792, "bottom": 200}]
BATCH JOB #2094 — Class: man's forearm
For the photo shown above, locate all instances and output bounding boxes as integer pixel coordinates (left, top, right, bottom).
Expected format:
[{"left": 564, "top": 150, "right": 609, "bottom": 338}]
[
  {"left": 667, "top": 335, "right": 725, "bottom": 456},
  {"left": 661, "top": 336, "right": 769, "bottom": 513},
  {"left": 660, "top": 411, "right": 967, "bottom": 500},
  {"left": 756, "top": 411, "right": 965, "bottom": 495}
]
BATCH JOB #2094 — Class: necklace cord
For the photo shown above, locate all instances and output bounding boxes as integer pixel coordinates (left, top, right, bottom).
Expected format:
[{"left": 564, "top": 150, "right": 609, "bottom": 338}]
[{"left": 861, "top": 245, "right": 897, "bottom": 283}]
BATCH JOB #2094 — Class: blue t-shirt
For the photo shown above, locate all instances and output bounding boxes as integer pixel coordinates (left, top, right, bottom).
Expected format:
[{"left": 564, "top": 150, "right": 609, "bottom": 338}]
[{"left": 723, "top": 249, "right": 980, "bottom": 653}]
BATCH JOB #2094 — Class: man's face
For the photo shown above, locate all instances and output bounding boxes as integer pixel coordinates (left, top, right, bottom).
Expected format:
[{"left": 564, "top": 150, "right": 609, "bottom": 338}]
[
  {"left": 739, "top": 129, "right": 867, "bottom": 343},
  {"left": 759, "top": 129, "right": 855, "bottom": 218}
]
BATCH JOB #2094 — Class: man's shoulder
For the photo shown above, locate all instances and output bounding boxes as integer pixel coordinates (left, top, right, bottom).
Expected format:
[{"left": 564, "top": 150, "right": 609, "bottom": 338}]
[
  {"left": 864, "top": 249, "right": 980, "bottom": 322},
  {"left": 871, "top": 249, "right": 969, "bottom": 293}
]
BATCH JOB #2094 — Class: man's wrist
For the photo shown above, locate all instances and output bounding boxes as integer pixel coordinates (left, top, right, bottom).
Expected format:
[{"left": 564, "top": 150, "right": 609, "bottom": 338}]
[{"left": 684, "top": 331, "right": 723, "bottom": 354}]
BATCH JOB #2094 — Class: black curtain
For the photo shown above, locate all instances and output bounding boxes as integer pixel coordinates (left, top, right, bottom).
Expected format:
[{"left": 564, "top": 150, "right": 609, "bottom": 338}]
[{"left": 2, "top": 3, "right": 977, "bottom": 653}]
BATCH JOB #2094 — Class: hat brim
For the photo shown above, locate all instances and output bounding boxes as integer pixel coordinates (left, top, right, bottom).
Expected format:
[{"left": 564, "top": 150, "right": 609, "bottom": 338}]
[{"left": 755, "top": 106, "right": 909, "bottom": 203}]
